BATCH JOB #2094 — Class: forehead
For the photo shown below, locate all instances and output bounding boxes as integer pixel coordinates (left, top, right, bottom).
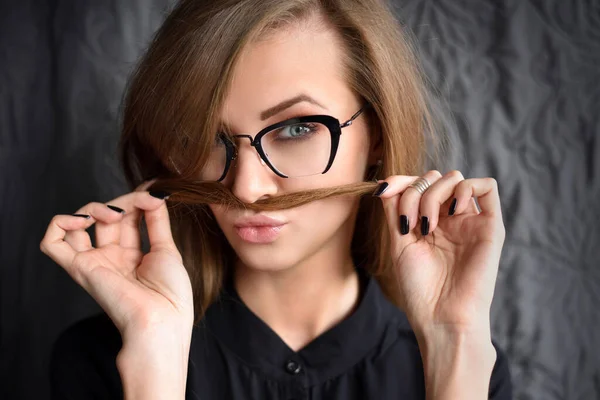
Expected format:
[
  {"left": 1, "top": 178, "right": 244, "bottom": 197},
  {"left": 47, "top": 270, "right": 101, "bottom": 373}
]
[{"left": 220, "top": 24, "right": 352, "bottom": 127}]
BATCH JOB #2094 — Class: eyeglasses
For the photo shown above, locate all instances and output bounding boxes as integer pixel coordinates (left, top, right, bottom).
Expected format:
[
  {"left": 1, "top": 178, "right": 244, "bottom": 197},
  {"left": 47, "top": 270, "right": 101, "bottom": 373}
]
[{"left": 199, "top": 103, "right": 371, "bottom": 182}]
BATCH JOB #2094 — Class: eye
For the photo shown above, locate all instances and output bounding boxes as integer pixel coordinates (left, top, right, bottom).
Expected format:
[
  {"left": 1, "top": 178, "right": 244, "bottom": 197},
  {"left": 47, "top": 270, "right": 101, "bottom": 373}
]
[{"left": 274, "top": 123, "right": 318, "bottom": 140}]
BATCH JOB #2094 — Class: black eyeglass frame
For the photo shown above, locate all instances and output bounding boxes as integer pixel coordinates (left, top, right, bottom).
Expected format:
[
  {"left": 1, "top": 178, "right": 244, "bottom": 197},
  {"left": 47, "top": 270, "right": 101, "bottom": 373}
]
[{"left": 215, "top": 102, "right": 372, "bottom": 181}]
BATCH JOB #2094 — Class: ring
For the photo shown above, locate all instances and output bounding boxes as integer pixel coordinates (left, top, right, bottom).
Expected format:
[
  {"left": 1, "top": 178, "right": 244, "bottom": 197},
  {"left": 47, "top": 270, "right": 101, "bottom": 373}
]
[{"left": 407, "top": 177, "right": 431, "bottom": 195}]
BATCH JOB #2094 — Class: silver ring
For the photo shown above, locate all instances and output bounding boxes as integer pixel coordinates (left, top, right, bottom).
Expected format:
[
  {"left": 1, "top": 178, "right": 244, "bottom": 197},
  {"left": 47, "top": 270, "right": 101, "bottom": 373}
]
[{"left": 408, "top": 177, "right": 431, "bottom": 195}]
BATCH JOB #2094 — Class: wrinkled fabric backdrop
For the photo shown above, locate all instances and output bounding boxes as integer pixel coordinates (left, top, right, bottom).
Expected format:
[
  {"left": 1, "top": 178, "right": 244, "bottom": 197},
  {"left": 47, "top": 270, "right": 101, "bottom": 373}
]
[{"left": 1, "top": 0, "right": 599, "bottom": 399}]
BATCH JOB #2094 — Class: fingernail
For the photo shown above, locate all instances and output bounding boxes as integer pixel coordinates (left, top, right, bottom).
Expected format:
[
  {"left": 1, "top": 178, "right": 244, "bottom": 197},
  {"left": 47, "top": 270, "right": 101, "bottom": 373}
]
[
  {"left": 421, "top": 216, "right": 429, "bottom": 236},
  {"left": 149, "top": 190, "right": 170, "bottom": 200},
  {"left": 372, "top": 182, "right": 389, "bottom": 196},
  {"left": 107, "top": 204, "right": 125, "bottom": 214},
  {"left": 448, "top": 198, "right": 457, "bottom": 216},
  {"left": 400, "top": 215, "right": 409, "bottom": 235},
  {"left": 72, "top": 214, "right": 90, "bottom": 219}
]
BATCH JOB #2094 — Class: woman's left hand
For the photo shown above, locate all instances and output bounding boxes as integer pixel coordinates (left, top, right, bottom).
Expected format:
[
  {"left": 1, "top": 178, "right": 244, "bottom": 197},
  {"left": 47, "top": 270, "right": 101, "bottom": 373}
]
[{"left": 376, "top": 170, "right": 505, "bottom": 337}]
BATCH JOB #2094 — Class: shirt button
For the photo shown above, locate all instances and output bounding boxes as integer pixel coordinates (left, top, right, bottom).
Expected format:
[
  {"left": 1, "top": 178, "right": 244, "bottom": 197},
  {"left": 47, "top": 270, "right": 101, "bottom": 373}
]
[{"left": 284, "top": 360, "right": 302, "bottom": 374}]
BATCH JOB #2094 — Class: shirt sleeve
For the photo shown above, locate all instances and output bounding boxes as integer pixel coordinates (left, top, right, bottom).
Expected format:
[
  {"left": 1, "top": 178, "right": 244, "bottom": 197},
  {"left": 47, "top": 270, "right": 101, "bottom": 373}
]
[
  {"left": 49, "top": 313, "right": 124, "bottom": 400},
  {"left": 488, "top": 339, "right": 513, "bottom": 399}
]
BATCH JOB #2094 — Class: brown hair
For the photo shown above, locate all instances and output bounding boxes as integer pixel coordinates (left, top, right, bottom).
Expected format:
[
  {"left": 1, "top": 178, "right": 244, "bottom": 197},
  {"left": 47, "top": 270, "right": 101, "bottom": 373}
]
[{"left": 119, "top": 0, "right": 445, "bottom": 324}]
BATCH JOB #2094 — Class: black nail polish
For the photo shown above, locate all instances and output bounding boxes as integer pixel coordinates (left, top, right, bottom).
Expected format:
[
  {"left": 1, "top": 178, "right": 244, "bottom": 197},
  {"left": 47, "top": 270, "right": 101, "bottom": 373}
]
[
  {"left": 107, "top": 204, "right": 125, "bottom": 214},
  {"left": 372, "top": 182, "right": 389, "bottom": 197},
  {"left": 448, "top": 198, "right": 457, "bottom": 216},
  {"left": 72, "top": 214, "right": 90, "bottom": 219},
  {"left": 400, "top": 215, "right": 409, "bottom": 235},
  {"left": 149, "top": 190, "right": 170, "bottom": 200},
  {"left": 421, "top": 216, "right": 429, "bottom": 236}
]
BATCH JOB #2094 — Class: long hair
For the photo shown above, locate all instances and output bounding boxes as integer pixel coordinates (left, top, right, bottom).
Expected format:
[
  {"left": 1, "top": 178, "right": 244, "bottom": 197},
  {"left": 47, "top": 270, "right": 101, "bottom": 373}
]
[{"left": 119, "top": 0, "right": 445, "bottom": 324}]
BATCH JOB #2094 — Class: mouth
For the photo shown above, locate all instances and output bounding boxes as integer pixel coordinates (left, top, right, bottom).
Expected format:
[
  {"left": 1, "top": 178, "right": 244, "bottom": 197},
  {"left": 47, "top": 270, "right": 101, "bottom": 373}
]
[
  {"left": 234, "top": 225, "right": 285, "bottom": 243},
  {"left": 233, "top": 215, "right": 287, "bottom": 244}
]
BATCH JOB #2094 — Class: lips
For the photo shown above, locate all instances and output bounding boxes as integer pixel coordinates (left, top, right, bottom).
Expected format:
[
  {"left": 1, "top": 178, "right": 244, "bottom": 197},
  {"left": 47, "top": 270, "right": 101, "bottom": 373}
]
[{"left": 233, "top": 215, "right": 287, "bottom": 244}]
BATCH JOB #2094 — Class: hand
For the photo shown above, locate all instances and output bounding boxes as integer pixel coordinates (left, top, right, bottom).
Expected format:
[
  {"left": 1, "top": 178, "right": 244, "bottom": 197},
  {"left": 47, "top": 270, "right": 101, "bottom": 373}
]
[
  {"left": 376, "top": 170, "right": 505, "bottom": 336},
  {"left": 40, "top": 180, "right": 194, "bottom": 339}
]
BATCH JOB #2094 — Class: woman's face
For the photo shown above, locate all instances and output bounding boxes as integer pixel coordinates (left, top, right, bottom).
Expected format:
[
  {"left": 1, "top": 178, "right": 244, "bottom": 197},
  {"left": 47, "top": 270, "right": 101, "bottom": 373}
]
[{"left": 209, "top": 23, "right": 374, "bottom": 271}]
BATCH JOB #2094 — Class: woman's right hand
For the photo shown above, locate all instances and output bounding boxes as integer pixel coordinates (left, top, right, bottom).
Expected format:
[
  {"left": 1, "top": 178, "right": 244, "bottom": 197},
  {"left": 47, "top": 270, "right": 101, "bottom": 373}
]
[{"left": 40, "top": 179, "right": 194, "bottom": 340}]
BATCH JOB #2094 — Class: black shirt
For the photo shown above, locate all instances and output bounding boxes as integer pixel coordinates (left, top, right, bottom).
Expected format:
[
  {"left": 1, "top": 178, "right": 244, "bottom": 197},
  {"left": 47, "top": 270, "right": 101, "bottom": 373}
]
[{"left": 50, "top": 268, "right": 512, "bottom": 399}]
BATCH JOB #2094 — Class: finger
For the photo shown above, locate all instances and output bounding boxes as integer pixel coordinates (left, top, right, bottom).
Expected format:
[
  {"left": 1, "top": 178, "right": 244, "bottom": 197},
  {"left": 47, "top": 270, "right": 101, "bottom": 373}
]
[
  {"left": 142, "top": 191, "right": 179, "bottom": 256},
  {"left": 69, "top": 202, "right": 126, "bottom": 248},
  {"left": 97, "top": 204, "right": 127, "bottom": 247},
  {"left": 376, "top": 175, "right": 419, "bottom": 195},
  {"left": 64, "top": 202, "right": 121, "bottom": 252},
  {"left": 120, "top": 189, "right": 169, "bottom": 249},
  {"left": 40, "top": 214, "right": 95, "bottom": 273},
  {"left": 467, "top": 197, "right": 482, "bottom": 215},
  {"left": 374, "top": 175, "right": 418, "bottom": 235},
  {"left": 116, "top": 179, "right": 158, "bottom": 249},
  {"left": 397, "top": 170, "right": 443, "bottom": 236},
  {"left": 119, "top": 209, "right": 142, "bottom": 249},
  {"left": 419, "top": 170, "right": 465, "bottom": 234},
  {"left": 90, "top": 180, "right": 166, "bottom": 250},
  {"left": 453, "top": 177, "right": 504, "bottom": 229},
  {"left": 449, "top": 177, "right": 505, "bottom": 286},
  {"left": 63, "top": 227, "right": 93, "bottom": 252},
  {"left": 62, "top": 215, "right": 94, "bottom": 252},
  {"left": 450, "top": 193, "right": 483, "bottom": 216}
]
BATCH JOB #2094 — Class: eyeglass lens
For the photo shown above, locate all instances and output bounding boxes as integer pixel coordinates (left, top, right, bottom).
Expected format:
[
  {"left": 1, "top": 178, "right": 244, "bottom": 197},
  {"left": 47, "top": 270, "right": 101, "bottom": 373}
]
[{"left": 199, "top": 121, "right": 333, "bottom": 181}]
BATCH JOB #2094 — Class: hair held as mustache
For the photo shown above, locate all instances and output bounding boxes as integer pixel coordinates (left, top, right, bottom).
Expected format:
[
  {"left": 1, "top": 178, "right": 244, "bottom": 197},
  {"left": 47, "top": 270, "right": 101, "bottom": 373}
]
[{"left": 146, "top": 177, "right": 380, "bottom": 211}]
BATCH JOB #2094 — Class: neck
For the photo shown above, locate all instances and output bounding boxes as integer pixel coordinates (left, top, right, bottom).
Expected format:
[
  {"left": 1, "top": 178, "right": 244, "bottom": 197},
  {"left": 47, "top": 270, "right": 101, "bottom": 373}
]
[{"left": 233, "top": 249, "right": 361, "bottom": 352}]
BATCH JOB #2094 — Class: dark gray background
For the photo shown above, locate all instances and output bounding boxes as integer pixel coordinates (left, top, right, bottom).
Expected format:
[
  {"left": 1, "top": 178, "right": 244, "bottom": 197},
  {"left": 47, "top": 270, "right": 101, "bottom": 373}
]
[{"left": 1, "top": 1, "right": 599, "bottom": 399}]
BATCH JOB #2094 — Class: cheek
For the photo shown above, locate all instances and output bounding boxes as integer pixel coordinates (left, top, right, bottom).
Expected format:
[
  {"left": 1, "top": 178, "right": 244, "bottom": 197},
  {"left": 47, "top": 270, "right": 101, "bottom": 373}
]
[
  {"left": 326, "top": 132, "right": 370, "bottom": 182},
  {"left": 283, "top": 131, "right": 369, "bottom": 192},
  {"left": 208, "top": 204, "right": 218, "bottom": 217},
  {"left": 287, "top": 196, "right": 359, "bottom": 249},
  {"left": 207, "top": 204, "right": 226, "bottom": 228}
]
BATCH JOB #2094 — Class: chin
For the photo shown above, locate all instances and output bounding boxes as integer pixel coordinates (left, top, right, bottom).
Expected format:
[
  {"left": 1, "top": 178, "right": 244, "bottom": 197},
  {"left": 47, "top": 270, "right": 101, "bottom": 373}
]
[
  {"left": 233, "top": 244, "right": 303, "bottom": 272},
  {"left": 223, "top": 226, "right": 316, "bottom": 273}
]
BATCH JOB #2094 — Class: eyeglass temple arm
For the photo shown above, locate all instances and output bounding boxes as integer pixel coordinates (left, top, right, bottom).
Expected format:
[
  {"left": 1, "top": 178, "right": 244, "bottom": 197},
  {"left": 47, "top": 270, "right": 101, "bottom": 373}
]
[{"left": 339, "top": 102, "right": 372, "bottom": 128}]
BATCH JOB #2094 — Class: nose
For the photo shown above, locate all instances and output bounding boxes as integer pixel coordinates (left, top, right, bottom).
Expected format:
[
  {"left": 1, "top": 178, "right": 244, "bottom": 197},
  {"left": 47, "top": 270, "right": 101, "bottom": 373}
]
[{"left": 228, "top": 139, "right": 278, "bottom": 204}]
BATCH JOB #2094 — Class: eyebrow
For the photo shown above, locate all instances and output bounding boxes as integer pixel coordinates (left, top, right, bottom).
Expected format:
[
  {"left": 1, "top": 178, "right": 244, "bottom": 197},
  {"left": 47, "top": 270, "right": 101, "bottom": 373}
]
[
  {"left": 259, "top": 93, "right": 327, "bottom": 120},
  {"left": 218, "top": 94, "right": 328, "bottom": 132}
]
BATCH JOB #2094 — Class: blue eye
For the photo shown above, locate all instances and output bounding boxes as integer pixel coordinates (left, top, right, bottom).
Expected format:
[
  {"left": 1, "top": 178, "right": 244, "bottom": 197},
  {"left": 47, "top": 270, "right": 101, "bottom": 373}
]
[{"left": 274, "top": 123, "right": 318, "bottom": 140}]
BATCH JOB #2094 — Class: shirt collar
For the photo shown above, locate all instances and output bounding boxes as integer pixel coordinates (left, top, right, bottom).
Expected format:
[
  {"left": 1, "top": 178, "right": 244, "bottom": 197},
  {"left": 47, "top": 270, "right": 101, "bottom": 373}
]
[{"left": 202, "top": 266, "right": 411, "bottom": 382}]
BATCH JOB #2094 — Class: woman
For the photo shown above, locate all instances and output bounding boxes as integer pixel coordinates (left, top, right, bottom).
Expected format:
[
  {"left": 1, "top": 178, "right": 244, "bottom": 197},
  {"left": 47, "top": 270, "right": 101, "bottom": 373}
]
[{"left": 41, "top": 0, "right": 512, "bottom": 399}]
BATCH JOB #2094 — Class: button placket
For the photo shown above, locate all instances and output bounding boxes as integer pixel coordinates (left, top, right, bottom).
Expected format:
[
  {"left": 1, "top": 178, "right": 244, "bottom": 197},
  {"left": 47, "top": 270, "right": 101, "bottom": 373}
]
[{"left": 283, "top": 358, "right": 308, "bottom": 399}]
